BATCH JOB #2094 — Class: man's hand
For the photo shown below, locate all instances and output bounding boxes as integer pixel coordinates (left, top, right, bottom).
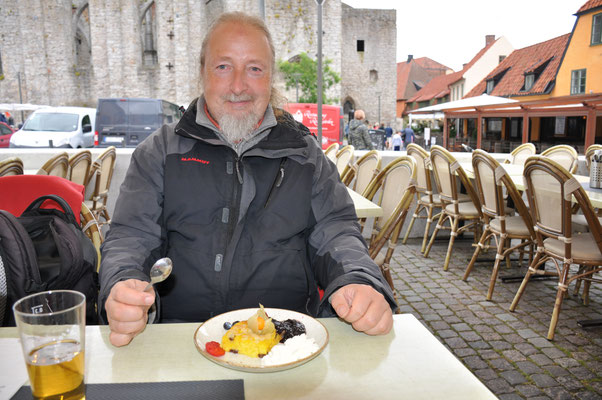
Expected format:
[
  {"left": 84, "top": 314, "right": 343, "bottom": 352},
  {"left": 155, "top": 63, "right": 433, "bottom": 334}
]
[
  {"left": 105, "top": 279, "right": 155, "bottom": 347},
  {"left": 330, "top": 284, "right": 393, "bottom": 335}
]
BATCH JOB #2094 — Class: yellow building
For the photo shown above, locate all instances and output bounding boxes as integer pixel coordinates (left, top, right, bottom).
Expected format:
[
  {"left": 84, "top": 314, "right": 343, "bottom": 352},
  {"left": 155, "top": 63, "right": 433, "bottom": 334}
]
[{"left": 553, "top": 1, "right": 602, "bottom": 97}]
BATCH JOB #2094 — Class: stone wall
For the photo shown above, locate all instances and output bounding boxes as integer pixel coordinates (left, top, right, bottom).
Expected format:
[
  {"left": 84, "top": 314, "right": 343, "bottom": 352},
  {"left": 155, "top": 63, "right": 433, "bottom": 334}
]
[
  {"left": 341, "top": 4, "right": 396, "bottom": 127},
  {"left": 0, "top": 0, "right": 396, "bottom": 124}
]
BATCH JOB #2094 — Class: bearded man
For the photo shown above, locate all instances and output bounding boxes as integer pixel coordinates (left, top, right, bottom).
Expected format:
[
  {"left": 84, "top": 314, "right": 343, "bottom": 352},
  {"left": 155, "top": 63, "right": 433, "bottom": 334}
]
[{"left": 99, "top": 12, "right": 396, "bottom": 347}]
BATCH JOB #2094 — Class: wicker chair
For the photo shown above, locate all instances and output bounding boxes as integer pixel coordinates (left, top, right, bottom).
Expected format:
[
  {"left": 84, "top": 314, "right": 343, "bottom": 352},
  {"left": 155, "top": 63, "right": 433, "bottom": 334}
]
[
  {"left": 540, "top": 145, "right": 578, "bottom": 173},
  {"left": 341, "top": 150, "right": 381, "bottom": 195},
  {"left": 0, "top": 157, "right": 24, "bottom": 176},
  {"left": 463, "top": 150, "right": 535, "bottom": 300},
  {"left": 423, "top": 145, "right": 483, "bottom": 271},
  {"left": 504, "top": 143, "right": 536, "bottom": 165},
  {"left": 334, "top": 145, "right": 354, "bottom": 178},
  {"left": 585, "top": 144, "right": 602, "bottom": 172},
  {"left": 363, "top": 156, "right": 417, "bottom": 296},
  {"left": 324, "top": 142, "right": 339, "bottom": 165},
  {"left": 509, "top": 156, "right": 602, "bottom": 340},
  {"left": 68, "top": 150, "right": 93, "bottom": 186},
  {"left": 37, "top": 152, "right": 69, "bottom": 178},
  {"left": 85, "top": 146, "right": 116, "bottom": 225}
]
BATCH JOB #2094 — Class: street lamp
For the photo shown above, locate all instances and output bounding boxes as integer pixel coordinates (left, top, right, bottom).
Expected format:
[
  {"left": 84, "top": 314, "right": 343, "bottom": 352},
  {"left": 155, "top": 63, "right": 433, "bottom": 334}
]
[
  {"left": 376, "top": 91, "right": 382, "bottom": 126},
  {"left": 315, "top": 0, "right": 325, "bottom": 146},
  {"left": 292, "top": 72, "right": 302, "bottom": 103}
]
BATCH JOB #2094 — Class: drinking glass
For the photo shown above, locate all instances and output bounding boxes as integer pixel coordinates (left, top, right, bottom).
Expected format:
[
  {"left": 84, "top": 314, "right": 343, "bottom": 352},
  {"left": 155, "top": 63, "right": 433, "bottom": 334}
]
[{"left": 13, "top": 290, "right": 86, "bottom": 400}]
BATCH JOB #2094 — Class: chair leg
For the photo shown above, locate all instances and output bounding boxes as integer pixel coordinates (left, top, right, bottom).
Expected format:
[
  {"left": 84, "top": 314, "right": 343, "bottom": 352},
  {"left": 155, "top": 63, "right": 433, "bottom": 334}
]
[
  {"left": 518, "top": 239, "right": 526, "bottom": 267},
  {"left": 547, "top": 266, "right": 570, "bottom": 340},
  {"left": 402, "top": 203, "right": 421, "bottom": 245},
  {"left": 443, "top": 217, "right": 459, "bottom": 271},
  {"left": 487, "top": 237, "right": 507, "bottom": 301},
  {"left": 463, "top": 228, "right": 489, "bottom": 281},
  {"left": 509, "top": 251, "right": 543, "bottom": 312},
  {"left": 423, "top": 212, "right": 445, "bottom": 258}
]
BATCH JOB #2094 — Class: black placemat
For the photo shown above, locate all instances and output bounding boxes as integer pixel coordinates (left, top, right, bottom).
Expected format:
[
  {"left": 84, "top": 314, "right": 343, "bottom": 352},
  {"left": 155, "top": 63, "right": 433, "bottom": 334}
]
[{"left": 11, "top": 380, "right": 244, "bottom": 400}]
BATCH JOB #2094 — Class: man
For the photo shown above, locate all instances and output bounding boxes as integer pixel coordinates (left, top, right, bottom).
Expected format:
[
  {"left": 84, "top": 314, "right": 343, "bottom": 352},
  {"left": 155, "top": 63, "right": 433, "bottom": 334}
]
[
  {"left": 403, "top": 125, "right": 415, "bottom": 149},
  {"left": 99, "top": 12, "right": 395, "bottom": 347},
  {"left": 348, "top": 110, "right": 373, "bottom": 150}
]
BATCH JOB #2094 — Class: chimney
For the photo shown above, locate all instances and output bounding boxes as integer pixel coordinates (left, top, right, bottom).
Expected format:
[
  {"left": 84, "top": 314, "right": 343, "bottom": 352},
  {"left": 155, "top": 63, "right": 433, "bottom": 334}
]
[
  {"left": 407, "top": 54, "right": 413, "bottom": 62},
  {"left": 485, "top": 35, "right": 495, "bottom": 46}
]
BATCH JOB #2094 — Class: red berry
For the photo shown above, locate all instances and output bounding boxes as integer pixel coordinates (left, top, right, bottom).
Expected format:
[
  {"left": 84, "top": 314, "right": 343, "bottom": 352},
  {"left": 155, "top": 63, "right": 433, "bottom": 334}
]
[{"left": 205, "top": 341, "right": 225, "bottom": 357}]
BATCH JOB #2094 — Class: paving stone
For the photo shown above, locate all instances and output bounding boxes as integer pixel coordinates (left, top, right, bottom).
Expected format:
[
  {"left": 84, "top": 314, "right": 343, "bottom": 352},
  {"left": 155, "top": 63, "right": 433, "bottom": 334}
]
[
  {"left": 555, "top": 374, "right": 585, "bottom": 391},
  {"left": 474, "top": 368, "right": 498, "bottom": 381},
  {"left": 489, "top": 357, "right": 515, "bottom": 371},
  {"left": 459, "top": 330, "right": 482, "bottom": 341},
  {"left": 514, "top": 342, "right": 539, "bottom": 356},
  {"left": 451, "top": 322, "right": 472, "bottom": 332},
  {"left": 463, "top": 355, "right": 489, "bottom": 370},
  {"left": 444, "top": 337, "right": 468, "bottom": 348},
  {"left": 531, "top": 373, "right": 559, "bottom": 388},
  {"left": 574, "top": 391, "right": 602, "bottom": 400},
  {"left": 528, "top": 353, "right": 555, "bottom": 366},
  {"left": 468, "top": 340, "right": 492, "bottom": 350},
  {"left": 514, "top": 360, "right": 543, "bottom": 374},
  {"left": 498, "top": 393, "right": 522, "bottom": 400},
  {"left": 484, "top": 378, "right": 514, "bottom": 394},
  {"left": 542, "top": 365, "right": 571, "bottom": 377},
  {"left": 528, "top": 337, "right": 556, "bottom": 348},
  {"left": 541, "top": 386, "right": 574, "bottom": 399},
  {"left": 514, "top": 384, "right": 544, "bottom": 398},
  {"left": 568, "top": 366, "right": 597, "bottom": 380},
  {"left": 517, "top": 328, "right": 540, "bottom": 339},
  {"left": 496, "top": 313, "right": 519, "bottom": 322},
  {"left": 554, "top": 357, "right": 581, "bottom": 369},
  {"left": 501, "top": 349, "right": 527, "bottom": 362},
  {"left": 500, "top": 370, "right": 527, "bottom": 385}
]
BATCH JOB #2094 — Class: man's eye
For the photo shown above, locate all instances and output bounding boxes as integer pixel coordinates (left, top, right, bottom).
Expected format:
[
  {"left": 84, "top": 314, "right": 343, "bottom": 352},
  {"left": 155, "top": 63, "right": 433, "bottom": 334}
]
[
  {"left": 250, "top": 67, "right": 262, "bottom": 73},
  {"left": 217, "top": 65, "right": 229, "bottom": 70}
]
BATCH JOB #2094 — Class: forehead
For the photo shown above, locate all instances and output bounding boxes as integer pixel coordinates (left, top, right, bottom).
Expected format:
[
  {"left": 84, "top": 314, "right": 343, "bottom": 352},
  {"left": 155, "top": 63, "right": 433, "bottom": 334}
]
[{"left": 205, "top": 21, "right": 272, "bottom": 65}]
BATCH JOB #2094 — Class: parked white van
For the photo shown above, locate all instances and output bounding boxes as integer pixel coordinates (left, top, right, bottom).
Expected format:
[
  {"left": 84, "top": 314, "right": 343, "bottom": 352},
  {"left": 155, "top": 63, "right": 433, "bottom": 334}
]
[{"left": 9, "top": 106, "right": 96, "bottom": 148}]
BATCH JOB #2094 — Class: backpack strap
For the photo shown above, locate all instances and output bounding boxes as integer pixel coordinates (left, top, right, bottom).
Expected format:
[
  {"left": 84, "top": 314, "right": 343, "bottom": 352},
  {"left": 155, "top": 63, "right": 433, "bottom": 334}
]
[{"left": 23, "top": 195, "right": 79, "bottom": 227}]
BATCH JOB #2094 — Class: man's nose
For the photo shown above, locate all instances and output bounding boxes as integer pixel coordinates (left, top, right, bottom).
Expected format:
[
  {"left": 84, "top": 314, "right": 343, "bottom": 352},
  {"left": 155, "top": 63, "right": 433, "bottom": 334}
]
[{"left": 230, "top": 68, "right": 248, "bottom": 94}]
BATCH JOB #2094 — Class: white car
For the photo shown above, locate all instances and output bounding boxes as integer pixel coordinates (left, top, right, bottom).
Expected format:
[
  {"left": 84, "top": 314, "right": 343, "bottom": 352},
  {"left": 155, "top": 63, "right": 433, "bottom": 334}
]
[{"left": 10, "top": 106, "right": 96, "bottom": 148}]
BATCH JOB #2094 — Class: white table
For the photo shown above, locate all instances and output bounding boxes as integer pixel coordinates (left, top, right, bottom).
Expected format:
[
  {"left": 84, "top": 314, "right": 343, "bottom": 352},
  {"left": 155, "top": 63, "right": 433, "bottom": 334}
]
[
  {"left": 347, "top": 186, "right": 383, "bottom": 218},
  {"left": 0, "top": 314, "right": 496, "bottom": 400}
]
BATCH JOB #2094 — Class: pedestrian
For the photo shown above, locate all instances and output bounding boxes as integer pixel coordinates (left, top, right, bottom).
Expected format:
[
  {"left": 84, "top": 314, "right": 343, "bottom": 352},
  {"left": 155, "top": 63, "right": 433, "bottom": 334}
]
[
  {"left": 99, "top": 11, "right": 395, "bottom": 347},
  {"left": 348, "top": 109, "right": 374, "bottom": 150},
  {"left": 391, "top": 130, "right": 402, "bottom": 151},
  {"left": 0, "top": 113, "right": 7, "bottom": 124},
  {"left": 403, "top": 125, "right": 415, "bottom": 149}
]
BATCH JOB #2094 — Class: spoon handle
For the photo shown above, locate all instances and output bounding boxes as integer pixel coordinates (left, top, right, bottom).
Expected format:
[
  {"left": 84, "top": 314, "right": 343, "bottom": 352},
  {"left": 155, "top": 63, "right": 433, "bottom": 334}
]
[{"left": 143, "top": 282, "right": 154, "bottom": 292}]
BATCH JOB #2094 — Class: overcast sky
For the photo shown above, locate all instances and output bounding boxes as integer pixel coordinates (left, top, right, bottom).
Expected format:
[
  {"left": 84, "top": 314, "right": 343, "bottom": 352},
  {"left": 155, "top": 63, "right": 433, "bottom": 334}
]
[{"left": 341, "top": 0, "right": 586, "bottom": 71}]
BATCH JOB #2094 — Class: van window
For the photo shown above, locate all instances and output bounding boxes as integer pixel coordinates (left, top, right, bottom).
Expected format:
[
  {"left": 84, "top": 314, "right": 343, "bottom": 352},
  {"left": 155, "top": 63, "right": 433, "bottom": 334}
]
[
  {"left": 82, "top": 115, "right": 91, "bottom": 127},
  {"left": 23, "top": 113, "right": 79, "bottom": 132},
  {"left": 97, "top": 101, "right": 128, "bottom": 125},
  {"left": 129, "top": 101, "right": 160, "bottom": 126}
]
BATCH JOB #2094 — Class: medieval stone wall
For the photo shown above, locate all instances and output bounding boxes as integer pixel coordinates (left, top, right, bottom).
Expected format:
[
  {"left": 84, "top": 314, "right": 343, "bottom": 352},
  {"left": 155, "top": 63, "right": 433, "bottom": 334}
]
[
  {"left": 341, "top": 4, "right": 396, "bottom": 127},
  {"left": 0, "top": 0, "right": 396, "bottom": 126}
]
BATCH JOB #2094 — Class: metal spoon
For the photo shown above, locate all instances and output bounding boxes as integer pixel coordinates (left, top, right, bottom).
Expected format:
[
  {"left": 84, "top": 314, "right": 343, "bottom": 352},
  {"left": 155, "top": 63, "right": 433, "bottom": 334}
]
[{"left": 143, "top": 257, "right": 173, "bottom": 292}]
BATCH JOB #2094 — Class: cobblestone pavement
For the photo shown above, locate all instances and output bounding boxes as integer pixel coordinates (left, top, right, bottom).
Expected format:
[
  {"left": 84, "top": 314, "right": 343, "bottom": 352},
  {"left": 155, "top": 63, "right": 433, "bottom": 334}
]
[{"left": 389, "top": 238, "right": 602, "bottom": 400}]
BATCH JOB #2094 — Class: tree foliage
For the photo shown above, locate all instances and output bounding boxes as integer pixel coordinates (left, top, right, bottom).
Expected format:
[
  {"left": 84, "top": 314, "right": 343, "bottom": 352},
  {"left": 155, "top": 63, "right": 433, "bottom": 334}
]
[{"left": 277, "top": 52, "right": 341, "bottom": 104}]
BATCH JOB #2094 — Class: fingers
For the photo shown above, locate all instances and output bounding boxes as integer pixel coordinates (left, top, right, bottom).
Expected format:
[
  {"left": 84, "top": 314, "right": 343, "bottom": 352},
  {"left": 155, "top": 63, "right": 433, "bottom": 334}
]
[
  {"left": 105, "top": 279, "right": 154, "bottom": 347},
  {"left": 332, "top": 284, "right": 394, "bottom": 335}
]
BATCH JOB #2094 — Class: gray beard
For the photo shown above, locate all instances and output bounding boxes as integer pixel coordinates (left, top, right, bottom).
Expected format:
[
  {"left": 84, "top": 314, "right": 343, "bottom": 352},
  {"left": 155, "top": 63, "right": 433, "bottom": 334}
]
[{"left": 218, "top": 111, "right": 261, "bottom": 144}]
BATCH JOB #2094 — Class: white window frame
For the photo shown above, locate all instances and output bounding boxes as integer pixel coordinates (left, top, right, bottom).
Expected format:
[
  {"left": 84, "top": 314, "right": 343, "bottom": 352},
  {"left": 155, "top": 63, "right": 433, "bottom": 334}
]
[
  {"left": 570, "top": 69, "right": 586, "bottom": 95},
  {"left": 524, "top": 74, "right": 535, "bottom": 91},
  {"left": 592, "top": 13, "right": 602, "bottom": 45}
]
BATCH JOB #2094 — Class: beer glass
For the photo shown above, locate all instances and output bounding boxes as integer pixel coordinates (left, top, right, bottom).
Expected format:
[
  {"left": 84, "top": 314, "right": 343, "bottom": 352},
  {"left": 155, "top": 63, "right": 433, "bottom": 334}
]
[{"left": 13, "top": 290, "right": 86, "bottom": 400}]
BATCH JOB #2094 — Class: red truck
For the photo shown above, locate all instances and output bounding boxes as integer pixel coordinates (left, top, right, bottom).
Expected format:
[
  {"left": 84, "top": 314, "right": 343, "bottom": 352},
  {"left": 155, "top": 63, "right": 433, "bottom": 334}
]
[{"left": 284, "top": 103, "right": 344, "bottom": 150}]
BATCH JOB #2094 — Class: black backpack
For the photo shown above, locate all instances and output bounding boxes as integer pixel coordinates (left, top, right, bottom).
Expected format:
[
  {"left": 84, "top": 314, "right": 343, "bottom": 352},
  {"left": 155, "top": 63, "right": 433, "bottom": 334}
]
[{"left": 0, "top": 195, "right": 98, "bottom": 326}]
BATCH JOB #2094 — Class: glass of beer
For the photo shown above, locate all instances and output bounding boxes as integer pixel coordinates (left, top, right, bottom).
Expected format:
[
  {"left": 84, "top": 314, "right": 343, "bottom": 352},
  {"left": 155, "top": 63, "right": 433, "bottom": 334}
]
[{"left": 13, "top": 290, "right": 86, "bottom": 400}]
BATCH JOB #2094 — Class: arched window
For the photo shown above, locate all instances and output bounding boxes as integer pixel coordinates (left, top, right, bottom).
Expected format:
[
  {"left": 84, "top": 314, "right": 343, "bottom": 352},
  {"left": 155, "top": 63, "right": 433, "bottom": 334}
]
[
  {"left": 343, "top": 98, "right": 355, "bottom": 121},
  {"left": 140, "top": 1, "right": 158, "bottom": 65},
  {"left": 73, "top": 2, "right": 91, "bottom": 70}
]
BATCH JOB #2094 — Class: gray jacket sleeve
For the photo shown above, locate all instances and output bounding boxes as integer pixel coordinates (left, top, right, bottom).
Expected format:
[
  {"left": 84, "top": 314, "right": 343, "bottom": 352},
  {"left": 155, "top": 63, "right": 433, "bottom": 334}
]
[
  {"left": 360, "top": 125, "right": 374, "bottom": 150},
  {"left": 97, "top": 128, "right": 168, "bottom": 321},
  {"left": 305, "top": 139, "right": 397, "bottom": 315}
]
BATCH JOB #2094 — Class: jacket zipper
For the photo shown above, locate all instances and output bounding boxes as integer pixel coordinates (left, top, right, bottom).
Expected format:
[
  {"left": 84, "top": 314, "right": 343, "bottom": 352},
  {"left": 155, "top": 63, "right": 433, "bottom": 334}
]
[{"left": 264, "top": 158, "right": 287, "bottom": 208}]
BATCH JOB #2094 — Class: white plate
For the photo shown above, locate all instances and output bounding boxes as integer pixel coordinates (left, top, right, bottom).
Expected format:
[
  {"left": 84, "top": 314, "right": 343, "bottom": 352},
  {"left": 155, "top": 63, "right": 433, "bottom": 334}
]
[{"left": 193, "top": 308, "right": 329, "bottom": 373}]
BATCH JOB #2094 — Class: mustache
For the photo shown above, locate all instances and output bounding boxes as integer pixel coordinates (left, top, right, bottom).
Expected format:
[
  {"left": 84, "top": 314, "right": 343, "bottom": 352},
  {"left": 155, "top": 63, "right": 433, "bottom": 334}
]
[{"left": 223, "top": 94, "right": 253, "bottom": 102}]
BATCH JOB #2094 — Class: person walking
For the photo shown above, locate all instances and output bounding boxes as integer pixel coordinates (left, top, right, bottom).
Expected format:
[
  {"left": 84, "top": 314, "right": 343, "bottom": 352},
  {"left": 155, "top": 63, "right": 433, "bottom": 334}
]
[
  {"left": 391, "top": 130, "right": 402, "bottom": 151},
  {"left": 348, "top": 110, "right": 374, "bottom": 150},
  {"left": 403, "top": 125, "right": 415, "bottom": 149}
]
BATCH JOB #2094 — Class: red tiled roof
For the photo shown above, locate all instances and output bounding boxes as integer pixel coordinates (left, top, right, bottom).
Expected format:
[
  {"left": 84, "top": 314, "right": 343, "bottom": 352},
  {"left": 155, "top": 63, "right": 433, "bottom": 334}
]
[
  {"left": 465, "top": 34, "right": 570, "bottom": 98},
  {"left": 407, "top": 38, "right": 499, "bottom": 104},
  {"left": 577, "top": 0, "right": 602, "bottom": 14},
  {"left": 396, "top": 58, "right": 451, "bottom": 100}
]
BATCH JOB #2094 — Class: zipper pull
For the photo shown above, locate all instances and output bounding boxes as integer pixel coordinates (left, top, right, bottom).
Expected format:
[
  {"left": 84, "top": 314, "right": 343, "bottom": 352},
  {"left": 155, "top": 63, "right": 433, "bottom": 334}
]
[
  {"left": 235, "top": 159, "right": 243, "bottom": 184},
  {"left": 264, "top": 159, "right": 287, "bottom": 208}
]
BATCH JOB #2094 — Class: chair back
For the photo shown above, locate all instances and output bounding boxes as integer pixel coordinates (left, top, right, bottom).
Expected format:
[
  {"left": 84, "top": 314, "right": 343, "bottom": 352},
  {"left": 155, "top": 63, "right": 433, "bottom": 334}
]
[
  {"left": 37, "top": 152, "right": 69, "bottom": 178},
  {"left": 430, "top": 145, "right": 481, "bottom": 216},
  {"left": 68, "top": 150, "right": 92, "bottom": 186},
  {"left": 342, "top": 150, "right": 381, "bottom": 194},
  {"left": 324, "top": 142, "right": 339, "bottom": 164},
  {"left": 335, "top": 145, "right": 354, "bottom": 177},
  {"left": 472, "top": 150, "right": 534, "bottom": 236},
  {"left": 506, "top": 143, "right": 536, "bottom": 165},
  {"left": 540, "top": 145, "right": 578, "bottom": 173},
  {"left": 406, "top": 143, "right": 434, "bottom": 197},
  {"left": 0, "top": 157, "right": 24, "bottom": 176},
  {"left": 87, "top": 146, "right": 117, "bottom": 223},
  {"left": 585, "top": 144, "right": 602, "bottom": 172},
  {"left": 80, "top": 201, "right": 103, "bottom": 271}
]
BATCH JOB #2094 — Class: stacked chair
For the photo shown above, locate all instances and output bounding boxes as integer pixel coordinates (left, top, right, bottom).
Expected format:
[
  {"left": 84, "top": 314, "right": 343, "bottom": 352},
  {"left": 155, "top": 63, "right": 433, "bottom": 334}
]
[
  {"left": 463, "top": 150, "right": 535, "bottom": 300},
  {"left": 402, "top": 144, "right": 443, "bottom": 253},
  {"left": 323, "top": 143, "right": 339, "bottom": 165},
  {"left": 68, "top": 150, "right": 93, "bottom": 187},
  {"left": 509, "top": 156, "right": 602, "bottom": 340},
  {"left": 423, "top": 145, "right": 482, "bottom": 271},
  {"left": 334, "top": 145, "right": 354, "bottom": 178}
]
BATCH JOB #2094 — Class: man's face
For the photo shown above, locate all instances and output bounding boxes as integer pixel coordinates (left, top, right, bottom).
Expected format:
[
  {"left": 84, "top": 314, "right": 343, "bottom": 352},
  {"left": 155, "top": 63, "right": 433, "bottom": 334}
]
[{"left": 202, "top": 21, "right": 272, "bottom": 127}]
